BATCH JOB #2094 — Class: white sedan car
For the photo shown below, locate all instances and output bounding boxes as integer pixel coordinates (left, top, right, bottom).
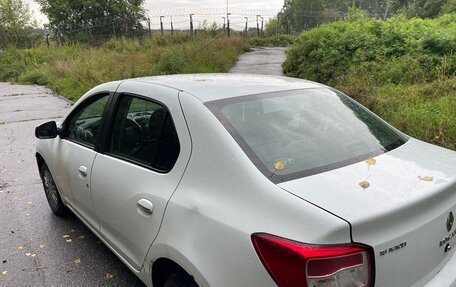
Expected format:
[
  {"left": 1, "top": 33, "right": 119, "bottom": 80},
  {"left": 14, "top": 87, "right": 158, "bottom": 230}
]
[{"left": 35, "top": 74, "right": 456, "bottom": 287}]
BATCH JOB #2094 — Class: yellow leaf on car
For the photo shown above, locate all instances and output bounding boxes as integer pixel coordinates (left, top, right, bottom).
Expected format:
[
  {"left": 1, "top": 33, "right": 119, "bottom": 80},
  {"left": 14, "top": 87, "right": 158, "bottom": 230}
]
[
  {"left": 273, "top": 160, "right": 286, "bottom": 171},
  {"left": 365, "top": 157, "right": 376, "bottom": 166},
  {"left": 18, "top": 245, "right": 25, "bottom": 251},
  {"left": 359, "top": 180, "right": 370, "bottom": 189},
  {"left": 105, "top": 273, "right": 114, "bottom": 279},
  {"left": 418, "top": 176, "right": 434, "bottom": 182},
  {"left": 25, "top": 253, "right": 31, "bottom": 257}
]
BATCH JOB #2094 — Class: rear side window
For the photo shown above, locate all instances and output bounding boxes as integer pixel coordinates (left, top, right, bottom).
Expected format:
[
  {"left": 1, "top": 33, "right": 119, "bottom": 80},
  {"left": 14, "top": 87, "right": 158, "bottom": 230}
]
[
  {"left": 206, "top": 88, "right": 407, "bottom": 183},
  {"left": 108, "top": 95, "right": 180, "bottom": 172}
]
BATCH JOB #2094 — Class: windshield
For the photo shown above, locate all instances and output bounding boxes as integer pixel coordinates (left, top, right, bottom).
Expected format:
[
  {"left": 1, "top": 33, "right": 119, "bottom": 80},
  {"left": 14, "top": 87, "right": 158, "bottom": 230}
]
[{"left": 205, "top": 88, "right": 408, "bottom": 183}]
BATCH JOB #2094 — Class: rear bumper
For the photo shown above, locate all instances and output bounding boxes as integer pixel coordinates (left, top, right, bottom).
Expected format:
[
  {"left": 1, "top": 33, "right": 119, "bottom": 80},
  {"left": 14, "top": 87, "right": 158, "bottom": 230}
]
[{"left": 420, "top": 248, "right": 456, "bottom": 287}]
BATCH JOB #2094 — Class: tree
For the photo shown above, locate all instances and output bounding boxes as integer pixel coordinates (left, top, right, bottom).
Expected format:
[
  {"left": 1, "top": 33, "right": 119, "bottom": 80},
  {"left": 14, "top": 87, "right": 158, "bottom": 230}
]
[
  {"left": 36, "top": 0, "right": 146, "bottom": 40},
  {"left": 265, "top": 18, "right": 278, "bottom": 36},
  {"left": 0, "top": 0, "right": 39, "bottom": 48},
  {"left": 405, "top": 0, "right": 448, "bottom": 18},
  {"left": 442, "top": 0, "right": 456, "bottom": 13},
  {"left": 280, "top": 0, "right": 327, "bottom": 32}
]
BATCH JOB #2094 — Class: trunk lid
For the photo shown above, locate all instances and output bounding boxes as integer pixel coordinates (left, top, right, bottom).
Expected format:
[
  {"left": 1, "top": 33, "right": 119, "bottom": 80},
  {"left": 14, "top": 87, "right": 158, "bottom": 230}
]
[{"left": 279, "top": 139, "right": 456, "bottom": 287}]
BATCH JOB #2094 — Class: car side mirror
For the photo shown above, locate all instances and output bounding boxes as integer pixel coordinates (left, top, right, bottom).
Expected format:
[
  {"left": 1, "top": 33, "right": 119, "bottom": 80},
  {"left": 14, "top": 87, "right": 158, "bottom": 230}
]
[{"left": 35, "top": 121, "right": 59, "bottom": 139}]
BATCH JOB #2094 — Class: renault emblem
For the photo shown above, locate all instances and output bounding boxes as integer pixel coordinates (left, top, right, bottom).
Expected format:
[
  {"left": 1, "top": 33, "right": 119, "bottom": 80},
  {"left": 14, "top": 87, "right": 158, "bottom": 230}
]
[{"left": 447, "top": 211, "right": 454, "bottom": 232}]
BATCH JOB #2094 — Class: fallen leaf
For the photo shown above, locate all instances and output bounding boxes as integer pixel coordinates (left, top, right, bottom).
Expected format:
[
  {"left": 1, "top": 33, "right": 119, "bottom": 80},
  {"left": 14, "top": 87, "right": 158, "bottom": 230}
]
[
  {"left": 35, "top": 265, "right": 48, "bottom": 271},
  {"left": 25, "top": 253, "right": 31, "bottom": 257},
  {"left": 1, "top": 271, "right": 7, "bottom": 275},
  {"left": 359, "top": 180, "right": 370, "bottom": 189},
  {"left": 105, "top": 273, "right": 114, "bottom": 279},
  {"left": 70, "top": 229, "right": 75, "bottom": 233},
  {"left": 27, "top": 201, "right": 33, "bottom": 206},
  {"left": 65, "top": 239, "right": 72, "bottom": 243},
  {"left": 273, "top": 160, "right": 286, "bottom": 171},
  {"left": 418, "top": 176, "right": 434, "bottom": 182},
  {"left": 365, "top": 157, "right": 376, "bottom": 166},
  {"left": 78, "top": 236, "right": 85, "bottom": 239},
  {"left": 31, "top": 252, "right": 37, "bottom": 258},
  {"left": 39, "top": 244, "right": 45, "bottom": 249},
  {"left": 74, "top": 258, "right": 81, "bottom": 264},
  {"left": 18, "top": 245, "right": 25, "bottom": 251},
  {"left": 62, "top": 235, "right": 71, "bottom": 238}
]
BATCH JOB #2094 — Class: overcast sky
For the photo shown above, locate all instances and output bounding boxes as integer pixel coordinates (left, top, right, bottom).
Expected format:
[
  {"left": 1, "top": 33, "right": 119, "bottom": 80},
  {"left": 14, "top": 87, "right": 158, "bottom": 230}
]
[{"left": 25, "top": 0, "right": 284, "bottom": 30}]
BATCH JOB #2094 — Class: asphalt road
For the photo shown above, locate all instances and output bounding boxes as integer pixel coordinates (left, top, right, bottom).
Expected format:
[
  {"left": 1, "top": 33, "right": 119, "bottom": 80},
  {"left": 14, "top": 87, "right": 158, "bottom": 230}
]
[
  {"left": 229, "top": 47, "right": 287, "bottom": 75},
  {"left": 0, "top": 47, "right": 287, "bottom": 286}
]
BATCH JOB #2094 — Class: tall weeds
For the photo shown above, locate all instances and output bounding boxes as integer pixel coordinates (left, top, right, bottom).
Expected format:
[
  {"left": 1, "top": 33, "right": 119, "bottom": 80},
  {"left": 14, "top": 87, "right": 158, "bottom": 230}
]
[{"left": 0, "top": 34, "right": 248, "bottom": 101}]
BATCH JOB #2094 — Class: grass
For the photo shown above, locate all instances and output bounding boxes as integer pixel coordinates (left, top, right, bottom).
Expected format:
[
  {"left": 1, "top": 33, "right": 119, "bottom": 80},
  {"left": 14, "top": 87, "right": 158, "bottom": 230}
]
[{"left": 0, "top": 34, "right": 248, "bottom": 101}]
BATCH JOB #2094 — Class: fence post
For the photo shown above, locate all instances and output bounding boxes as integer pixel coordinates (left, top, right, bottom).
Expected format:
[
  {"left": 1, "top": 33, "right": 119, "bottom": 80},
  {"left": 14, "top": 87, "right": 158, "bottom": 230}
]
[
  {"left": 45, "top": 34, "right": 50, "bottom": 48},
  {"left": 244, "top": 17, "right": 248, "bottom": 38},
  {"left": 190, "top": 14, "right": 194, "bottom": 37},
  {"left": 160, "top": 16, "right": 164, "bottom": 36},
  {"left": 147, "top": 17, "right": 152, "bottom": 39},
  {"left": 171, "top": 16, "right": 174, "bottom": 36}
]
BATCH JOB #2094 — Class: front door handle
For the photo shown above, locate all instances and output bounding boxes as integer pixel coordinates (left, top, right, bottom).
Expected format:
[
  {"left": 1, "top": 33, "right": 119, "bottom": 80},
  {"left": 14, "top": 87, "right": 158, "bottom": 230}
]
[
  {"left": 137, "top": 199, "right": 154, "bottom": 214},
  {"left": 78, "top": 166, "right": 88, "bottom": 177}
]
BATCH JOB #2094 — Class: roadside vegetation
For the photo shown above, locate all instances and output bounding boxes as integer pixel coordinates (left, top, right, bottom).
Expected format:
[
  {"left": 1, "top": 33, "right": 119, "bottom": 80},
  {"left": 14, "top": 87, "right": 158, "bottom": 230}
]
[
  {"left": 284, "top": 12, "right": 456, "bottom": 150},
  {"left": 0, "top": 35, "right": 248, "bottom": 101},
  {"left": 248, "top": 35, "right": 296, "bottom": 47}
]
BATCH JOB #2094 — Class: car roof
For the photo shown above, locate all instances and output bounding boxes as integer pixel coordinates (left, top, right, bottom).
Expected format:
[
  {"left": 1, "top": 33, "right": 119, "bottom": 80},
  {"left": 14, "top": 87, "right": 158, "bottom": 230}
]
[{"left": 127, "top": 74, "right": 326, "bottom": 102}]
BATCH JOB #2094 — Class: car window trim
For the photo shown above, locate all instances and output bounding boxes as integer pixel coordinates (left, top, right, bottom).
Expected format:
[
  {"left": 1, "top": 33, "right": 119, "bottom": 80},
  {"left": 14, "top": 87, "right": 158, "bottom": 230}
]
[
  {"left": 100, "top": 92, "right": 179, "bottom": 174},
  {"left": 60, "top": 92, "right": 114, "bottom": 150}
]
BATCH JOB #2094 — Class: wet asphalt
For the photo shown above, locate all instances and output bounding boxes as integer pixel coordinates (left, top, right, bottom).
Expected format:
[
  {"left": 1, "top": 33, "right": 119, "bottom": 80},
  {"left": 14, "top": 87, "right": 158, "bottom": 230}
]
[
  {"left": 0, "top": 47, "right": 287, "bottom": 286},
  {"left": 229, "top": 47, "right": 287, "bottom": 75}
]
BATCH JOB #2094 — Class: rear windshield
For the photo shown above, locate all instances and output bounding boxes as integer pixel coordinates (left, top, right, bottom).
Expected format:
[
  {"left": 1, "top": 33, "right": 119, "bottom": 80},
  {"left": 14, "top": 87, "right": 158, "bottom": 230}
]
[{"left": 205, "top": 88, "right": 407, "bottom": 183}]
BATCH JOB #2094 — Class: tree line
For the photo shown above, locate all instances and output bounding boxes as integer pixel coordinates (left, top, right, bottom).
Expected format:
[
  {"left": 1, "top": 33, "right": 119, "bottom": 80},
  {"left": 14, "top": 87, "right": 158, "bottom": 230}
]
[
  {"left": 276, "top": 0, "right": 456, "bottom": 33},
  {"left": 1, "top": 0, "right": 456, "bottom": 49},
  {"left": 0, "top": 0, "right": 146, "bottom": 49}
]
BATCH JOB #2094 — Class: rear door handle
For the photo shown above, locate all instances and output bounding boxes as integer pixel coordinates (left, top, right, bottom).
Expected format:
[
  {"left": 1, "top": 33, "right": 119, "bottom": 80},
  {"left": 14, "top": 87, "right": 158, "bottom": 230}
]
[
  {"left": 137, "top": 199, "right": 153, "bottom": 214},
  {"left": 78, "top": 166, "right": 88, "bottom": 177}
]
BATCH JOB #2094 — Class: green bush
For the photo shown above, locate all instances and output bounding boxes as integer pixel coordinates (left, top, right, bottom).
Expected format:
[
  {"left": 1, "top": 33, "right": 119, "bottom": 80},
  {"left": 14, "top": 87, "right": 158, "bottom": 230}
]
[
  {"left": 17, "top": 68, "right": 49, "bottom": 85},
  {"left": 156, "top": 48, "right": 186, "bottom": 74},
  {"left": 284, "top": 14, "right": 456, "bottom": 83}
]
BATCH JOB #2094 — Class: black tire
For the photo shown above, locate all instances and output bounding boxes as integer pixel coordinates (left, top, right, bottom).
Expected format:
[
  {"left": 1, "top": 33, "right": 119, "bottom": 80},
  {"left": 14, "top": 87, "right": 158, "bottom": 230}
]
[
  {"left": 163, "top": 272, "right": 198, "bottom": 287},
  {"left": 40, "top": 164, "right": 68, "bottom": 216}
]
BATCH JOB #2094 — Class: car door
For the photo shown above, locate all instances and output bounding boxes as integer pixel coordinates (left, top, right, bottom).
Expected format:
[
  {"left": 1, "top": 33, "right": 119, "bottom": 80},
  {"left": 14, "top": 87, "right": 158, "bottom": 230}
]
[
  {"left": 90, "top": 81, "right": 191, "bottom": 271},
  {"left": 54, "top": 93, "right": 111, "bottom": 229}
]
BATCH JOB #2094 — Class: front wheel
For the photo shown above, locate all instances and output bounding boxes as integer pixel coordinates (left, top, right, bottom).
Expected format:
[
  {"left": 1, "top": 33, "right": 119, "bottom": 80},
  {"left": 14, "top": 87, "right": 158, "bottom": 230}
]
[
  {"left": 41, "top": 164, "right": 68, "bottom": 216},
  {"left": 163, "top": 273, "right": 198, "bottom": 287}
]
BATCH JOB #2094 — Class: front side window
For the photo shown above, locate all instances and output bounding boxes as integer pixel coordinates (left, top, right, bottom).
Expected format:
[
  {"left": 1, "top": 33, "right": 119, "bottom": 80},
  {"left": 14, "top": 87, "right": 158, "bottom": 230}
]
[
  {"left": 108, "top": 95, "right": 180, "bottom": 172},
  {"left": 67, "top": 95, "right": 109, "bottom": 148},
  {"left": 206, "top": 88, "right": 407, "bottom": 183}
]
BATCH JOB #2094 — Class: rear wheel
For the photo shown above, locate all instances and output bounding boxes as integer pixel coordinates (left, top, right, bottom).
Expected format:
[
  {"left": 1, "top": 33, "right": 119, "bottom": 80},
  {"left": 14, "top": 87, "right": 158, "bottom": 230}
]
[
  {"left": 163, "top": 272, "right": 198, "bottom": 287},
  {"left": 41, "top": 164, "right": 68, "bottom": 216}
]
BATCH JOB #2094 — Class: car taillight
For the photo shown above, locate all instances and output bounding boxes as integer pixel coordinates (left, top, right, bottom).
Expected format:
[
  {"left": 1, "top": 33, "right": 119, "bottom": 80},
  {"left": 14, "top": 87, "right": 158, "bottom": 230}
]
[{"left": 251, "top": 233, "right": 374, "bottom": 287}]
